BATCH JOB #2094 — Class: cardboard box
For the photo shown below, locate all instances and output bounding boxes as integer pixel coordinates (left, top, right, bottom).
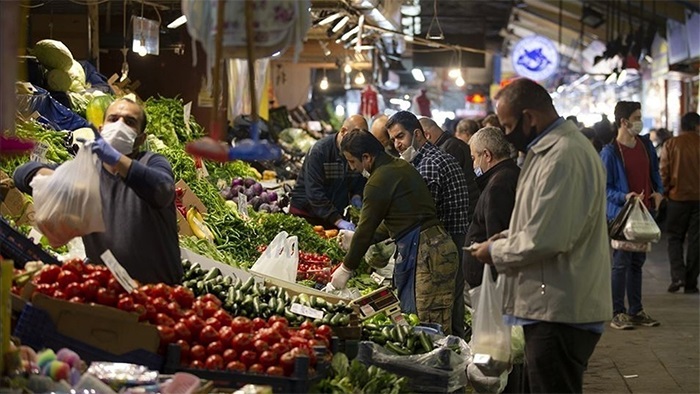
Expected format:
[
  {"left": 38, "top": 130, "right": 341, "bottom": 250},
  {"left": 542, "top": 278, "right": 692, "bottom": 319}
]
[
  {"left": 30, "top": 292, "right": 160, "bottom": 355},
  {"left": 180, "top": 247, "right": 258, "bottom": 284},
  {"left": 250, "top": 271, "right": 353, "bottom": 305},
  {"left": 175, "top": 179, "right": 207, "bottom": 237},
  {"left": 0, "top": 171, "right": 35, "bottom": 226}
]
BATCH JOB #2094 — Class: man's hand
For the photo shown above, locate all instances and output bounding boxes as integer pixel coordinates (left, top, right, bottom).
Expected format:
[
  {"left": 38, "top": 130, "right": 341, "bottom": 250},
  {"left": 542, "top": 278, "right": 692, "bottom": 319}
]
[
  {"left": 336, "top": 219, "right": 356, "bottom": 231},
  {"left": 350, "top": 195, "right": 362, "bottom": 209},
  {"left": 651, "top": 192, "right": 664, "bottom": 211},
  {"left": 91, "top": 137, "right": 122, "bottom": 166},
  {"left": 330, "top": 264, "right": 353, "bottom": 289},
  {"left": 625, "top": 191, "right": 641, "bottom": 201},
  {"left": 471, "top": 240, "right": 494, "bottom": 265},
  {"left": 338, "top": 230, "right": 355, "bottom": 251}
]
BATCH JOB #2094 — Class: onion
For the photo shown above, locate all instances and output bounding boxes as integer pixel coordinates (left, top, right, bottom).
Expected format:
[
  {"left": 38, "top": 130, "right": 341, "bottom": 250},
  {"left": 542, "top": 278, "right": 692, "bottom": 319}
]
[
  {"left": 231, "top": 177, "right": 244, "bottom": 187},
  {"left": 259, "top": 192, "right": 270, "bottom": 204},
  {"left": 244, "top": 188, "right": 256, "bottom": 201},
  {"left": 244, "top": 177, "right": 257, "bottom": 187},
  {"left": 268, "top": 192, "right": 278, "bottom": 202},
  {"left": 249, "top": 196, "right": 263, "bottom": 210},
  {"left": 251, "top": 183, "right": 264, "bottom": 195}
]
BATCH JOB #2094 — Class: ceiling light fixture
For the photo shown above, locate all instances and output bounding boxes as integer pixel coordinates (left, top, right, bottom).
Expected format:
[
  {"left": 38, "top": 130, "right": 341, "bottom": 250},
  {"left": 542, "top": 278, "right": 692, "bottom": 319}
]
[
  {"left": 425, "top": 0, "right": 444, "bottom": 40},
  {"left": 354, "top": 71, "right": 366, "bottom": 85},
  {"left": 318, "top": 12, "right": 343, "bottom": 26},
  {"left": 344, "top": 62, "right": 353, "bottom": 74},
  {"left": 167, "top": 15, "right": 187, "bottom": 29},
  {"left": 455, "top": 75, "right": 465, "bottom": 87},
  {"left": 320, "top": 69, "right": 329, "bottom": 90},
  {"left": 332, "top": 16, "right": 350, "bottom": 33},
  {"left": 412, "top": 68, "right": 425, "bottom": 82},
  {"left": 341, "top": 26, "right": 360, "bottom": 41}
]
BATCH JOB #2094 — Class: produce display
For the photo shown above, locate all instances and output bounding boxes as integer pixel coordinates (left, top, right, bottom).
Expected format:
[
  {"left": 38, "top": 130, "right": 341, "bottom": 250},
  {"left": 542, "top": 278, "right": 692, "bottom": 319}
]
[
  {"left": 361, "top": 324, "right": 435, "bottom": 356},
  {"left": 312, "top": 353, "right": 406, "bottom": 394},
  {"left": 220, "top": 177, "right": 287, "bottom": 214}
]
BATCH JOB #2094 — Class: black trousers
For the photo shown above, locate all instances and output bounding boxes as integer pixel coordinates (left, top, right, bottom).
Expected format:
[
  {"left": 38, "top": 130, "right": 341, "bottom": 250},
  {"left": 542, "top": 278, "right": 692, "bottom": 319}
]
[
  {"left": 523, "top": 322, "right": 601, "bottom": 393},
  {"left": 451, "top": 233, "right": 466, "bottom": 338},
  {"left": 666, "top": 200, "right": 700, "bottom": 289}
]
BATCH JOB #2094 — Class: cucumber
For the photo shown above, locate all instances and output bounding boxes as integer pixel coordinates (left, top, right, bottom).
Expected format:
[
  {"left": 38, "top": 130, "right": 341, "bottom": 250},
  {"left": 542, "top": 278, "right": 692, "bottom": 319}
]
[
  {"left": 419, "top": 332, "right": 433, "bottom": 353},
  {"left": 240, "top": 277, "right": 255, "bottom": 292},
  {"left": 381, "top": 327, "right": 393, "bottom": 340},
  {"left": 386, "top": 342, "right": 412, "bottom": 356},
  {"left": 370, "top": 334, "right": 387, "bottom": 345},
  {"left": 276, "top": 298, "right": 286, "bottom": 315},
  {"left": 339, "top": 315, "right": 350, "bottom": 326},
  {"left": 330, "top": 313, "right": 342, "bottom": 326},
  {"left": 223, "top": 276, "right": 233, "bottom": 286},
  {"left": 203, "top": 267, "right": 221, "bottom": 282},
  {"left": 233, "top": 277, "right": 242, "bottom": 289},
  {"left": 315, "top": 297, "right": 327, "bottom": 309},
  {"left": 253, "top": 298, "right": 261, "bottom": 315}
]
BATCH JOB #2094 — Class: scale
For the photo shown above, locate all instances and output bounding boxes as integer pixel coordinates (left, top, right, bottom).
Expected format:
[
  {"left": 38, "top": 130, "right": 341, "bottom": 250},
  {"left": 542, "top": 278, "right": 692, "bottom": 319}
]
[{"left": 349, "top": 286, "right": 408, "bottom": 326}]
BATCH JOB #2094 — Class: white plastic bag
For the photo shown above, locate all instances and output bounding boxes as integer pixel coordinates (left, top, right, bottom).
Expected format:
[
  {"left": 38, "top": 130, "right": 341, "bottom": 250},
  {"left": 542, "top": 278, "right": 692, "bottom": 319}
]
[
  {"left": 623, "top": 197, "right": 661, "bottom": 242},
  {"left": 31, "top": 144, "right": 104, "bottom": 247},
  {"left": 250, "top": 231, "right": 298, "bottom": 282},
  {"left": 471, "top": 269, "right": 511, "bottom": 370}
]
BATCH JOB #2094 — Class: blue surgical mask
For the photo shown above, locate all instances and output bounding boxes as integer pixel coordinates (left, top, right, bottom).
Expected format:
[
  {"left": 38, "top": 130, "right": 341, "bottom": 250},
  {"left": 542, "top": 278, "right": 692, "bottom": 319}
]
[{"left": 474, "top": 166, "right": 483, "bottom": 177}]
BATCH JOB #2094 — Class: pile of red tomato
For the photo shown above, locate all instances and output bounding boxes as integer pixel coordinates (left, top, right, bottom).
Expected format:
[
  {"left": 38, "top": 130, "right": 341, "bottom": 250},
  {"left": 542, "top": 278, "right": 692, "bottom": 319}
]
[{"left": 26, "top": 260, "right": 334, "bottom": 376}]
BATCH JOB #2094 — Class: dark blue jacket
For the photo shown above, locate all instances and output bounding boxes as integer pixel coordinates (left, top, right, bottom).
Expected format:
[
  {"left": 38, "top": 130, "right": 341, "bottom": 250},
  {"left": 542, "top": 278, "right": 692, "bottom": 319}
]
[{"left": 600, "top": 135, "right": 663, "bottom": 221}]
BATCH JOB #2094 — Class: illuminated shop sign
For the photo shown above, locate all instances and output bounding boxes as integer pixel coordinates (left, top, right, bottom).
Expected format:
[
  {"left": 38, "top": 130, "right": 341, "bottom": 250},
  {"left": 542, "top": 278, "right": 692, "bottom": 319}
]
[{"left": 511, "top": 35, "right": 560, "bottom": 81}]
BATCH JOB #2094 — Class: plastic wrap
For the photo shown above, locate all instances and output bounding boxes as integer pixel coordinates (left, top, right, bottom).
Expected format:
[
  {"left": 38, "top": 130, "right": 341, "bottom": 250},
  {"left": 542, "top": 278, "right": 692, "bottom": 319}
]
[
  {"left": 86, "top": 362, "right": 158, "bottom": 389},
  {"left": 356, "top": 335, "right": 470, "bottom": 393}
]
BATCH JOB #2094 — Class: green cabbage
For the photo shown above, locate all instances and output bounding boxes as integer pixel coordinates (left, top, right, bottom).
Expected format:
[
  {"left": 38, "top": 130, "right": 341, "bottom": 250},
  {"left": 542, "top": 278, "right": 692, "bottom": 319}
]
[
  {"left": 47, "top": 69, "right": 71, "bottom": 91},
  {"left": 68, "top": 60, "right": 87, "bottom": 92},
  {"left": 33, "top": 39, "right": 74, "bottom": 71}
]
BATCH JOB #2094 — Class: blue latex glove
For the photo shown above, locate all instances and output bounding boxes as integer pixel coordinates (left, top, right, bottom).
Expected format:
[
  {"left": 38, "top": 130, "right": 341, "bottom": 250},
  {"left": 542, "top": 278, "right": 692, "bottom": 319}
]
[
  {"left": 336, "top": 219, "right": 356, "bottom": 231},
  {"left": 351, "top": 195, "right": 362, "bottom": 209},
  {"left": 91, "top": 136, "right": 122, "bottom": 165}
]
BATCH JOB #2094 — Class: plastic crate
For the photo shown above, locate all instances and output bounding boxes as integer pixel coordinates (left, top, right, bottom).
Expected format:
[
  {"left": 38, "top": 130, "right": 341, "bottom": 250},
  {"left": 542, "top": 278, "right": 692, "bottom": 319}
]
[
  {"left": 0, "top": 217, "right": 60, "bottom": 268},
  {"left": 163, "top": 344, "right": 329, "bottom": 393},
  {"left": 13, "top": 304, "right": 163, "bottom": 371}
]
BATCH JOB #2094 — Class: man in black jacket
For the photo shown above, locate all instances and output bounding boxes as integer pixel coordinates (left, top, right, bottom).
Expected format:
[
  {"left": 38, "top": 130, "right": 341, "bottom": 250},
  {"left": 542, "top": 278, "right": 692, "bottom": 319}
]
[
  {"left": 463, "top": 127, "right": 520, "bottom": 288},
  {"left": 420, "top": 117, "right": 480, "bottom": 223}
]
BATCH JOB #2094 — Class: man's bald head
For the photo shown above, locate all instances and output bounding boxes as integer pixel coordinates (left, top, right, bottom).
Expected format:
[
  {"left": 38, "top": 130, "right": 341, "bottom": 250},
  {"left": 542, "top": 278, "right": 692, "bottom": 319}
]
[
  {"left": 370, "top": 115, "right": 390, "bottom": 147},
  {"left": 418, "top": 117, "right": 444, "bottom": 145},
  {"left": 338, "top": 114, "right": 369, "bottom": 146}
]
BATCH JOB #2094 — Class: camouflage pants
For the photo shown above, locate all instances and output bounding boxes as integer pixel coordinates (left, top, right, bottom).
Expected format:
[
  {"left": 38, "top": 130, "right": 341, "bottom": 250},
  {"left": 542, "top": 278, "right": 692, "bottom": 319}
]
[{"left": 415, "top": 225, "right": 458, "bottom": 335}]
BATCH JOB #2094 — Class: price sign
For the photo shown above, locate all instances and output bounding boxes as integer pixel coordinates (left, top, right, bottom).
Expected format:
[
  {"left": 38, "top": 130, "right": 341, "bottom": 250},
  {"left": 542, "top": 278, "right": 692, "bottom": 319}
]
[
  {"left": 290, "top": 303, "right": 324, "bottom": 320},
  {"left": 100, "top": 250, "right": 136, "bottom": 293}
]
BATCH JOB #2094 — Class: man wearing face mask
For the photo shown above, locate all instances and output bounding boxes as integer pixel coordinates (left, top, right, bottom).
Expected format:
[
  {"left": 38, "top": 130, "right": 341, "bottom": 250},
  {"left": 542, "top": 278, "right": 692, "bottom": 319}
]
[
  {"left": 471, "top": 78, "right": 611, "bottom": 393},
  {"left": 386, "top": 111, "right": 469, "bottom": 337},
  {"left": 331, "top": 129, "right": 458, "bottom": 334},
  {"left": 13, "top": 98, "right": 182, "bottom": 285},
  {"left": 600, "top": 101, "right": 664, "bottom": 330},
  {"left": 463, "top": 127, "right": 519, "bottom": 289}
]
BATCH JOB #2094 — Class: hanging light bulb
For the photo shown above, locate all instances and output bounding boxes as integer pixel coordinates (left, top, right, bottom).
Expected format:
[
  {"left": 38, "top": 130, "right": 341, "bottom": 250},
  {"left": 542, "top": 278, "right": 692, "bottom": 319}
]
[
  {"left": 343, "top": 62, "right": 352, "bottom": 74},
  {"left": 354, "top": 71, "right": 366, "bottom": 85},
  {"left": 455, "top": 75, "right": 465, "bottom": 87},
  {"left": 137, "top": 37, "right": 148, "bottom": 57},
  {"left": 319, "top": 69, "right": 329, "bottom": 90},
  {"left": 448, "top": 68, "right": 461, "bottom": 79}
]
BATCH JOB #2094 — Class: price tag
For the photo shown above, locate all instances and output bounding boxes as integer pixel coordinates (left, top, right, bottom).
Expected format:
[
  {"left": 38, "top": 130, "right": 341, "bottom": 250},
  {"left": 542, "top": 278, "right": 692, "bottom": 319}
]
[
  {"left": 30, "top": 141, "right": 50, "bottom": 163},
  {"left": 27, "top": 228, "right": 43, "bottom": 244},
  {"left": 360, "top": 304, "right": 375, "bottom": 317},
  {"left": 370, "top": 272, "right": 385, "bottom": 285},
  {"left": 237, "top": 194, "right": 249, "bottom": 220},
  {"left": 100, "top": 250, "right": 136, "bottom": 293},
  {"left": 290, "top": 303, "right": 324, "bottom": 320}
]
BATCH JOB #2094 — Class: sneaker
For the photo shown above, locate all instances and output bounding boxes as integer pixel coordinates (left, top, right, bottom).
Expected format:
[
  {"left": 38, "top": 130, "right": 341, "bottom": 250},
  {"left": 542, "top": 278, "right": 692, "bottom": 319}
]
[
  {"left": 610, "top": 313, "right": 635, "bottom": 330},
  {"left": 668, "top": 280, "right": 684, "bottom": 293},
  {"left": 629, "top": 310, "right": 661, "bottom": 327}
]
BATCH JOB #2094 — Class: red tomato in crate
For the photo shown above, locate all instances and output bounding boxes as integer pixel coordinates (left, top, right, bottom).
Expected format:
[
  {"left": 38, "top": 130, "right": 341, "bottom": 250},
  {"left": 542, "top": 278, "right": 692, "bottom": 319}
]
[
  {"left": 247, "top": 363, "right": 264, "bottom": 374},
  {"left": 171, "top": 286, "right": 194, "bottom": 309},
  {"left": 173, "top": 321, "right": 192, "bottom": 342},
  {"left": 200, "top": 293, "right": 222, "bottom": 306},
  {"left": 266, "top": 366, "right": 285, "bottom": 376},
  {"left": 133, "top": 304, "right": 147, "bottom": 321},
  {"left": 231, "top": 316, "right": 253, "bottom": 334},
  {"left": 204, "top": 317, "right": 222, "bottom": 331},
  {"left": 130, "top": 289, "right": 148, "bottom": 305},
  {"left": 150, "top": 283, "right": 171, "bottom": 298},
  {"left": 156, "top": 325, "right": 175, "bottom": 345},
  {"left": 252, "top": 339, "right": 269, "bottom": 353},
  {"left": 252, "top": 317, "right": 268, "bottom": 331},
  {"left": 218, "top": 326, "right": 235, "bottom": 345},
  {"left": 155, "top": 313, "right": 175, "bottom": 327},
  {"left": 198, "top": 325, "right": 219, "bottom": 345},
  {"left": 35, "top": 265, "right": 61, "bottom": 284},
  {"left": 80, "top": 279, "right": 100, "bottom": 301},
  {"left": 56, "top": 270, "right": 79, "bottom": 288},
  {"left": 201, "top": 301, "right": 219, "bottom": 319},
  {"left": 226, "top": 361, "right": 246, "bottom": 372},
  {"left": 68, "top": 296, "right": 84, "bottom": 303},
  {"left": 190, "top": 344, "right": 206, "bottom": 361},
  {"left": 166, "top": 302, "right": 184, "bottom": 320},
  {"left": 206, "top": 340, "right": 224, "bottom": 356},
  {"left": 259, "top": 350, "right": 278, "bottom": 369},
  {"left": 205, "top": 354, "right": 224, "bottom": 370},
  {"left": 151, "top": 297, "right": 169, "bottom": 314},
  {"left": 268, "top": 316, "right": 288, "bottom": 328},
  {"left": 176, "top": 339, "right": 190, "bottom": 362},
  {"left": 222, "top": 348, "right": 238, "bottom": 363},
  {"left": 239, "top": 350, "right": 257, "bottom": 368},
  {"left": 189, "top": 360, "right": 204, "bottom": 369},
  {"left": 95, "top": 288, "right": 117, "bottom": 306},
  {"left": 231, "top": 333, "right": 252, "bottom": 353},
  {"left": 315, "top": 324, "right": 333, "bottom": 340},
  {"left": 184, "top": 315, "right": 205, "bottom": 336},
  {"left": 213, "top": 310, "right": 232, "bottom": 326},
  {"left": 63, "top": 282, "right": 82, "bottom": 299},
  {"left": 116, "top": 296, "right": 135, "bottom": 312}
]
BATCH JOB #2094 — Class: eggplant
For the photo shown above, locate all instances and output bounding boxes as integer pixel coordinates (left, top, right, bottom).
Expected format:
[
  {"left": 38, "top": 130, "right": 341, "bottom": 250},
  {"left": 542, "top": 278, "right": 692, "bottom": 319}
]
[
  {"left": 268, "top": 192, "right": 278, "bottom": 202},
  {"left": 221, "top": 187, "right": 232, "bottom": 200},
  {"left": 244, "top": 188, "right": 256, "bottom": 201},
  {"left": 259, "top": 192, "right": 270, "bottom": 204}
]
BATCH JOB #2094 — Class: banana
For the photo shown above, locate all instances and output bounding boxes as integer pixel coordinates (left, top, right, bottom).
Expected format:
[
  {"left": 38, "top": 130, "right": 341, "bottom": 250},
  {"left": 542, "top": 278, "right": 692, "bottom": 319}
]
[{"left": 186, "top": 206, "right": 214, "bottom": 240}]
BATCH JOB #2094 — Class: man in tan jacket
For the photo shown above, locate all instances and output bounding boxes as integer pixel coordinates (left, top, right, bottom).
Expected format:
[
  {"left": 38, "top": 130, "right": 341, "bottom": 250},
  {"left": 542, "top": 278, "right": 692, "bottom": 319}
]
[
  {"left": 660, "top": 112, "right": 700, "bottom": 294},
  {"left": 472, "top": 78, "right": 611, "bottom": 393}
]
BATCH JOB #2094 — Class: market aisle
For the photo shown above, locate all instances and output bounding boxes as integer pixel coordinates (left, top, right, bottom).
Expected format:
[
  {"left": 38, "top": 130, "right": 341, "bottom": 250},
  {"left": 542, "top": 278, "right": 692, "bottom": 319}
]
[{"left": 583, "top": 233, "right": 700, "bottom": 393}]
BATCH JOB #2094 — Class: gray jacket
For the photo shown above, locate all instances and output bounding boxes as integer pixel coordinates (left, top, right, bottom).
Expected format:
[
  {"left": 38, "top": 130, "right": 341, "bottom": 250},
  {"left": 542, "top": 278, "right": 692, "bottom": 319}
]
[{"left": 491, "top": 120, "right": 612, "bottom": 323}]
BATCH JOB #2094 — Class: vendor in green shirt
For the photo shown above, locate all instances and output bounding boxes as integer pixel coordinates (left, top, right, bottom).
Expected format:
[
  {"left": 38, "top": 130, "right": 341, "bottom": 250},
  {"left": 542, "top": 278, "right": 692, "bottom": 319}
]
[{"left": 330, "top": 129, "right": 459, "bottom": 334}]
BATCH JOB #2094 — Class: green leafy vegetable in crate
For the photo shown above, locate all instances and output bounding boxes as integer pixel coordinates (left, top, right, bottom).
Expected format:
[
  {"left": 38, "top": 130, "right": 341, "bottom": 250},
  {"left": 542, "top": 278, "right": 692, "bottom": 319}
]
[{"left": 312, "top": 353, "right": 407, "bottom": 394}]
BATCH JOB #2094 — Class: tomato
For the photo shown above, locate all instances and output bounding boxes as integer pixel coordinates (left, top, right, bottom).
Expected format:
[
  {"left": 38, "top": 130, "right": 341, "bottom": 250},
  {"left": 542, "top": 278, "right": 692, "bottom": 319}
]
[
  {"left": 80, "top": 279, "right": 100, "bottom": 301},
  {"left": 297, "top": 328, "right": 314, "bottom": 340},
  {"left": 315, "top": 324, "right": 333, "bottom": 339},
  {"left": 222, "top": 348, "right": 238, "bottom": 363},
  {"left": 218, "top": 326, "right": 235, "bottom": 345},
  {"left": 252, "top": 317, "right": 268, "bottom": 331},
  {"left": 171, "top": 286, "right": 194, "bottom": 309},
  {"left": 130, "top": 289, "right": 148, "bottom": 305},
  {"left": 252, "top": 339, "right": 269, "bottom": 353},
  {"left": 205, "top": 354, "right": 224, "bottom": 370},
  {"left": 289, "top": 336, "right": 309, "bottom": 349},
  {"left": 156, "top": 325, "right": 176, "bottom": 345},
  {"left": 201, "top": 301, "right": 219, "bottom": 319},
  {"left": 96, "top": 288, "right": 118, "bottom": 306},
  {"left": 151, "top": 297, "right": 169, "bottom": 314},
  {"left": 268, "top": 316, "right": 288, "bottom": 328},
  {"left": 198, "top": 325, "right": 219, "bottom": 345},
  {"left": 231, "top": 316, "right": 253, "bottom": 334},
  {"left": 106, "top": 277, "right": 125, "bottom": 294},
  {"left": 166, "top": 302, "right": 184, "bottom": 320},
  {"left": 259, "top": 350, "right": 278, "bottom": 369},
  {"left": 247, "top": 363, "right": 264, "bottom": 374},
  {"left": 150, "top": 283, "right": 172, "bottom": 299},
  {"left": 84, "top": 270, "right": 109, "bottom": 287},
  {"left": 270, "top": 342, "right": 290, "bottom": 356},
  {"left": 311, "top": 336, "right": 330, "bottom": 349},
  {"left": 206, "top": 340, "right": 223, "bottom": 356},
  {"left": 116, "top": 296, "right": 135, "bottom": 312},
  {"left": 184, "top": 315, "right": 206, "bottom": 336},
  {"left": 68, "top": 296, "right": 85, "bottom": 303},
  {"left": 64, "top": 282, "right": 82, "bottom": 298},
  {"left": 300, "top": 320, "right": 315, "bottom": 331},
  {"left": 240, "top": 350, "right": 257, "bottom": 368},
  {"left": 213, "top": 310, "right": 232, "bottom": 326},
  {"left": 62, "top": 259, "right": 85, "bottom": 275},
  {"left": 35, "top": 265, "right": 61, "bottom": 284},
  {"left": 155, "top": 313, "right": 176, "bottom": 327},
  {"left": 52, "top": 289, "right": 68, "bottom": 299},
  {"left": 190, "top": 344, "right": 206, "bottom": 361},
  {"left": 173, "top": 321, "right": 192, "bottom": 341},
  {"left": 231, "top": 333, "right": 252, "bottom": 353},
  {"left": 56, "top": 270, "right": 79, "bottom": 288},
  {"left": 144, "top": 304, "right": 158, "bottom": 323},
  {"left": 176, "top": 339, "right": 190, "bottom": 363},
  {"left": 189, "top": 360, "right": 204, "bottom": 369},
  {"left": 226, "top": 361, "right": 246, "bottom": 371},
  {"left": 266, "top": 366, "right": 285, "bottom": 376},
  {"left": 208, "top": 317, "right": 226, "bottom": 331},
  {"left": 34, "top": 283, "right": 54, "bottom": 296},
  {"left": 279, "top": 351, "right": 296, "bottom": 376},
  {"left": 139, "top": 284, "right": 154, "bottom": 294},
  {"left": 200, "top": 293, "right": 222, "bottom": 306},
  {"left": 259, "top": 328, "right": 282, "bottom": 345}
]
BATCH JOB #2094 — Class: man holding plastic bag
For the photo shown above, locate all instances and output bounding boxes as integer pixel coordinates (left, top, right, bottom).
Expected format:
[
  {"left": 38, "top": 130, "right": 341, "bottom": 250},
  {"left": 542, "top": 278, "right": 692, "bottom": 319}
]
[
  {"left": 330, "top": 130, "right": 459, "bottom": 334},
  {"left": 472, "top": 79, "right": 611, "bottom": 393},
  {"left": 14, "top": 98, "right": 182, "bottom": 284},
  {"left": 600, "top": 101, "right": 664, "bottom": 330}
]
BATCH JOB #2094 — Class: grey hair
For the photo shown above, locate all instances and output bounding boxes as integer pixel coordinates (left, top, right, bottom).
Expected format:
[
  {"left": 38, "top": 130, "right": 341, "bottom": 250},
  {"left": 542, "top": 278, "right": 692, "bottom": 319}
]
[{"left": 469, "top": 127, "right": 512, "bottom": 160}]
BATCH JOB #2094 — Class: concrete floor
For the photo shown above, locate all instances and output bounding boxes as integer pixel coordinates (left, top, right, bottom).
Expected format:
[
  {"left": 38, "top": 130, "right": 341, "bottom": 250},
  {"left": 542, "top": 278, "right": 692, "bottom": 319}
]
[{"left": 583, "top": 233, "right": 700, "bottom": 393}]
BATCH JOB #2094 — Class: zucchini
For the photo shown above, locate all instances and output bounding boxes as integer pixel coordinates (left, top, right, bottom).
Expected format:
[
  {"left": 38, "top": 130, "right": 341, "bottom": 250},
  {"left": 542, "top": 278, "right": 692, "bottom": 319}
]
[
  {"left": 419, "top": 332, "right": 433, "bottom": 353},
  {"left": 386, "top": 342, "right": 412, "bottom": 356},
  {"left": 309, "top": 295, "right": 318, "bottom": 307},
  {"left": 339, "top": 315, "right": 350, "bottom": 326},
  {"left": 276, "top": 298, "right": 286, "bottom": 315},
  {"left": 223, "top": 276, "right": 233, "bottom": 286},
  {"left": 203, "top": 267, "right": 221, "bottom": 282},
  {"left": 330, "top": 313, "right": 342, "bottom": 326},
  {"left": 370, "top": 334, "right": 387, "bottom": 345},
  {"left": 240, "top": 277, "right": 255, "bottom": 292},
  {"left": 381, "top": 327, "right": 393, "bottom": 340}
]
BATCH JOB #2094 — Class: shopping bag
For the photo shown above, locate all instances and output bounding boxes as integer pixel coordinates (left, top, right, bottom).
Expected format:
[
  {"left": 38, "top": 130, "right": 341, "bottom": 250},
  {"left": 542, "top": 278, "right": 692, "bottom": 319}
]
[
  {"left": 250, "top": 231, "right": 298, "bottom": 282},
  {"left": 608, "top": 197, "right": 636, "bottom": 240},
  {"left": 31, "top": 143, "right": 104, "bottom": 248},
  {"left": 611, "top": 239, "right": 652, "bottom": 252},
  {"left": 623, "top": 197, "right": 661, "bottom": 242},
  {"left": 471, "top": 269, "right": 510, "bottom": 374}
]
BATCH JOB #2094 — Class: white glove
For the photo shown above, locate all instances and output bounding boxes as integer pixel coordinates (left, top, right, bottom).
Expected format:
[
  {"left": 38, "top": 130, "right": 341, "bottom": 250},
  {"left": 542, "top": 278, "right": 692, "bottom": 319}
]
[
  {"left": 338, "top": 230, "right": 355, "bottom": 251},
  {"left": 330, "top": 264, "right": 353, "bottom": 289}
]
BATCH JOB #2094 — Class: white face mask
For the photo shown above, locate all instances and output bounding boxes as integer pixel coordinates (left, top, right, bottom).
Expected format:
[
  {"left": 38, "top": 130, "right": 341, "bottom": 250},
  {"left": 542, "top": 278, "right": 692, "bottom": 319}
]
[
  {"left": 101, "top": 120, "right": 138, "bottom": 155},
  {"left": 361, "top": 169, "right": 370, "bottom": 178},
  {"left": 399, "top": 132, "right": 419, "bottom": 162},
  {"left": 628, "top": 121, "right": 643, "bottom": 136}
]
